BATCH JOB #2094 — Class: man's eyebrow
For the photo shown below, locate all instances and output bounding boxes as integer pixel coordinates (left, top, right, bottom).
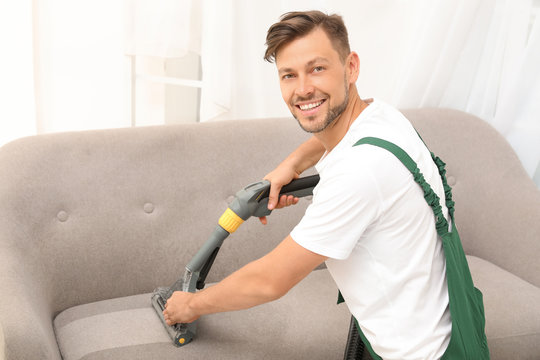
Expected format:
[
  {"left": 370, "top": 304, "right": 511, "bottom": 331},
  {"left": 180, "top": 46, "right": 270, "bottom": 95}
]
[
  {"left": 278, "top": 57, "right": 331, "bottom": 75},
  {"left": 306, "top": 57, "right": 330, "bottom": 67},
  {"left": 278, "top": 67, "right": 294, "bottom": 75}
]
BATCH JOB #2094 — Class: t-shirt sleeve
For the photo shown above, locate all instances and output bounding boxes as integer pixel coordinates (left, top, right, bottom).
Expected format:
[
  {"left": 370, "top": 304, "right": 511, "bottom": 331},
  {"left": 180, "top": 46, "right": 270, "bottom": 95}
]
[{"left": 290, "top": 165, "right": 382, "bottom": 260}]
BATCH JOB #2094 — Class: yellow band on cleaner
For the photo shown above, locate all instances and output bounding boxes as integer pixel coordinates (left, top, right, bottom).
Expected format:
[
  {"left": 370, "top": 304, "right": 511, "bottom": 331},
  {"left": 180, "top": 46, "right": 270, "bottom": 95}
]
[{"left": 218, "top": 208, "right": 244, "bottom": 233}]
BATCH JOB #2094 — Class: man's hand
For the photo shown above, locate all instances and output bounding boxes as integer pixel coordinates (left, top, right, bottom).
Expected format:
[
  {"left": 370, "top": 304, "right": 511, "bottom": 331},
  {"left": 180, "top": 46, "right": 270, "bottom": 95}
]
[
  {"left": 255, "top": 98, "right": 373, "bottom": 225},
  {"left": 259, "top": 164, "right": 301, "bottom": 225},
  {"left": 258, "top": 136, "right": 327, "bottom": 225},
  {"left": 163, "top": 291, "right": 199, "bottom": 325}
]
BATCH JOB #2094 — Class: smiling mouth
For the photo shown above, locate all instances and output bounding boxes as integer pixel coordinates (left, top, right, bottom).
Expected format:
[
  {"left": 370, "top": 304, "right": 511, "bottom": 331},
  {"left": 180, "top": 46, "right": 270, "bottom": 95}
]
[{"left": 296, "top": 99, "right": 326, "bottom": 111}]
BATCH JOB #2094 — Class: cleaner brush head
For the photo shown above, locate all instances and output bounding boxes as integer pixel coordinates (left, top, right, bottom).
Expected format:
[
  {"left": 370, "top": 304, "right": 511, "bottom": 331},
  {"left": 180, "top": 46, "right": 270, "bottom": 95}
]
[{"left": 151, "top": 287, "right": 196, "bottom": 347}]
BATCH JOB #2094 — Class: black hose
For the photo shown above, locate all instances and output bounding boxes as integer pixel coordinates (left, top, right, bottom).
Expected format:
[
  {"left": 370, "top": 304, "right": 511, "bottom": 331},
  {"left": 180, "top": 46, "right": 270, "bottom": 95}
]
[{"left": 343, "top": 316, "right": 366, "bottom": 360}]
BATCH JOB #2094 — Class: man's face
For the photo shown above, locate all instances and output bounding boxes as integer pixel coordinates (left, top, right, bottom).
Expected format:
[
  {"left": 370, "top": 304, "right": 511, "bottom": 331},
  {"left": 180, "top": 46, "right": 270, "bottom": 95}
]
[{"left": 276, "top": 28, "right": 350, "bottom": 133}]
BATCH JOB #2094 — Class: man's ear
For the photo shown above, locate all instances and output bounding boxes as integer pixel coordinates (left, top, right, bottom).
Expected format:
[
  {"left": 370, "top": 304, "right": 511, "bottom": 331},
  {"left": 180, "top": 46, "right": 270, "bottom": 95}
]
[{"left": 346, "top": 52, "right": 360, "bottom": 84}]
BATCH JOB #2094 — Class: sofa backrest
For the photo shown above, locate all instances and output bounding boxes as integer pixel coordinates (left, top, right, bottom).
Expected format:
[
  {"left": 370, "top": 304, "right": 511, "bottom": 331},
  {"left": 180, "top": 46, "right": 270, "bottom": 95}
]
[
  {"left": 0, "top": 118, "right": 312, "bottom": 314},
  {"left": 405, "top": 108, "right": 540, "bottom": 287},
  {"left": 0, "top": 109, "right": 538, "bottom": 318}
]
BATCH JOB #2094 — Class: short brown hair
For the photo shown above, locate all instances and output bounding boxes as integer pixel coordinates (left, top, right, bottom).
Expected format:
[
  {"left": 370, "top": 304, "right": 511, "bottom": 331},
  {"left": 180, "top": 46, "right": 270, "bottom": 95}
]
[{"left": 264, "top": 11, "right": 351, "bottom": 63}]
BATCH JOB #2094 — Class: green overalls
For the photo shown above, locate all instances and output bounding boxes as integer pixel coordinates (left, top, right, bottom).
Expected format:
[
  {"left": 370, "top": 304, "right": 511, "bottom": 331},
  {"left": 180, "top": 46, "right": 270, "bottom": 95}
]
[{"left": 339, "top": 137, "right": 490, "bottom": 359}]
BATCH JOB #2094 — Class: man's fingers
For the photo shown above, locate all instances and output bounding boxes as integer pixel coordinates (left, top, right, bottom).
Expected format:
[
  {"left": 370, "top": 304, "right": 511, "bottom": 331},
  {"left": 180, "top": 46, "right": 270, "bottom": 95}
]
[
  {"left": 163, "top": 310, "right": 172, "bottom": 325},
  {"left": 288, "top": 195, "right": 299, "bottom": 206},
  {"left": 267, "top": 183, "right": 283, "bottom": 210},
  {"left": 261, "top": 194, "right": 300, "bottom": 225},
  {"left": 275, "top": 194, "right": 300, "bottom": 209}
]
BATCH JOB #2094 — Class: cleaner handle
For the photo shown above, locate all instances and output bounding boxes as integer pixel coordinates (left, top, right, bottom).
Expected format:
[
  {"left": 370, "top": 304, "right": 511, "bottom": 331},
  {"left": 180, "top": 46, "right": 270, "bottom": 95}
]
[
  {"left": 273, "top": 174, "right": 320, "bottom": 197},
  {"left": 251, "top": 174, "right": 320, "bottom": 218}
]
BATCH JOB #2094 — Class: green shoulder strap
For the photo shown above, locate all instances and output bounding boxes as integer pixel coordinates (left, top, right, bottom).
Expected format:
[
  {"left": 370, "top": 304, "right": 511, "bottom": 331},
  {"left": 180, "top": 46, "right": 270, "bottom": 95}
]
[{"left": 354, "top": 137, "right": 453, "bottom": 236}]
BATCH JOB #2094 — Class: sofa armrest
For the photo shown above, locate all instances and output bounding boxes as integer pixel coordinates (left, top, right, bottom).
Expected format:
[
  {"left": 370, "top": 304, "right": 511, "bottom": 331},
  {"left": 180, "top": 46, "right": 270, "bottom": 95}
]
[
  {"left": 0, "top": 249, "right": 62, "bottom": 360},
  {"left": 1, "top": 320, "right": 5, "bottom": 360}
]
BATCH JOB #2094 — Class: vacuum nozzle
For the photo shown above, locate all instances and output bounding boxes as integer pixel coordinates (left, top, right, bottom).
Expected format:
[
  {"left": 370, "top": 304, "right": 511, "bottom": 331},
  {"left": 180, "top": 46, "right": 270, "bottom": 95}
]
[
  {"left": 151, "top": 269, "right": 198, "bottom": 347},
  {"left": 151, "top": 288, "right": 196, "bottom": 347}
]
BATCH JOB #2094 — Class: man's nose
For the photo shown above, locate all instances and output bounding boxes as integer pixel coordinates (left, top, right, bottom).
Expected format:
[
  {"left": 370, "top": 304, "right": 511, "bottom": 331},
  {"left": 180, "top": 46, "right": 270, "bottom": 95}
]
[{"left": 294, "top": 76, "right": 314, "bottom": 98}]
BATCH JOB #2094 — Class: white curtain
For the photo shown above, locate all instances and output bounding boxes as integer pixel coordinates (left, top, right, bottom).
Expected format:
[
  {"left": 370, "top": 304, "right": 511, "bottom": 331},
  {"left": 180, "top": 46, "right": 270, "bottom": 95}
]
[
  {"left": 124, "top": 0, "right": 200, "bottom": 58},
  {"left": 1, "top": 0, "right": 201, "bottom": 148},
  {"left": 1, "top": 0, "right": 538, "bottom": 184},
  {"left": 0, "top": 0, "right": 127, "bottom": 148},
  {"left": 492, "top": 15, "right": 540, "bottom": 178},
  {"left": 32, "top": 0, "right": 126, "bottom": 134},
  {"left": 199, "top": 0, "right": 540, "bottom": 183},
  {"left": 124, "top": 0, "right": 202, "bottom": 127},
  {"left": 350, "top": 0, "right": 540, "bottom": 179},
  {"left": 0, "top": 0, "right": 36, "bottom": 146}
]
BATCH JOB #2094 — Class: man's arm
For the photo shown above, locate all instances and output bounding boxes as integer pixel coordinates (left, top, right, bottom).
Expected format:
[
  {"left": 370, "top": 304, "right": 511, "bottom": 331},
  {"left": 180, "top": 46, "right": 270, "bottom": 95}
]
[
  {"left": 265, "top": 136, "right": 326, "bottom": 197},
  {"left": 163, "top": 235, "right": 327, "bottom": 325}
]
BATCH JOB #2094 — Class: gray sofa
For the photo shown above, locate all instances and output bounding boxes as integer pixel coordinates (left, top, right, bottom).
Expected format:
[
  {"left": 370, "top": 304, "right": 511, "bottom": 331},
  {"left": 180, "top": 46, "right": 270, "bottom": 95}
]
[{"left": 0, "top": 108, "right": 539, "bottom": 360}]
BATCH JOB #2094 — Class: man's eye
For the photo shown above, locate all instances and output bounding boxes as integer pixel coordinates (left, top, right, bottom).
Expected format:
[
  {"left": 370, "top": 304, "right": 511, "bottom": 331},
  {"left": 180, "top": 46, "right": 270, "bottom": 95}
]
[
  {"left": 282, "top": 74, "right": 294, "bottom": 80},
  {"left": 313, "top": 66, "right": 324, "bottom": 73}
]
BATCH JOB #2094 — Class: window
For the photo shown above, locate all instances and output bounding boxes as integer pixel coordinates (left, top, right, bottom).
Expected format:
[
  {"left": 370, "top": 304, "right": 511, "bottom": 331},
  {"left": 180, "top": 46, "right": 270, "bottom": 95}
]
[{"left": 128, "top": 53, "right": 202, "bottom": 126}]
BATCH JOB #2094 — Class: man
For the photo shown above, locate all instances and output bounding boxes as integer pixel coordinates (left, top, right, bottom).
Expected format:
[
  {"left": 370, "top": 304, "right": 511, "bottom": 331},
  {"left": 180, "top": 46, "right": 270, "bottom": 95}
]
[{"left": 164, "top": 11, "right": 487, "bottom": 359}]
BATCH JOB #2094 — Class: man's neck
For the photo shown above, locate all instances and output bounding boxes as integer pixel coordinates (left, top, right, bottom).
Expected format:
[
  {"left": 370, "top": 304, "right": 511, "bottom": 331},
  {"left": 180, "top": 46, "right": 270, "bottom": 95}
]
[{"left": 314, "top": 85, "right": 369, "bottom": 152}]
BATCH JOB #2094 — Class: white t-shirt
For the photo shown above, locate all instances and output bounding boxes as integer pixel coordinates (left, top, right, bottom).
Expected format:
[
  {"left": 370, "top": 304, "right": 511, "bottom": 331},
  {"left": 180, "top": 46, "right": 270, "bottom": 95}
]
[{"left": 291, "top": 100, "right": 451, "bottom": 360}]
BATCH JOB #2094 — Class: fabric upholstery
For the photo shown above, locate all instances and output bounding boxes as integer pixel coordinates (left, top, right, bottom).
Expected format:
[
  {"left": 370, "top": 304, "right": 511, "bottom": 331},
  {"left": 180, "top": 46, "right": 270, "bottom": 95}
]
[
  {"left": 1, "top": 109, "right": 539, "bottom": 359},
  {"left": 54, "top": 270, "right": 350, "bottom": 360},
  {"left": 467, "top": 256, "right": 540, "bottom": 359},
  {"left": 0, "top": 118, "right": 312, "bottom": 359},
  {"left": 0, "top": 323, "right": 4, "bottom": 360}
]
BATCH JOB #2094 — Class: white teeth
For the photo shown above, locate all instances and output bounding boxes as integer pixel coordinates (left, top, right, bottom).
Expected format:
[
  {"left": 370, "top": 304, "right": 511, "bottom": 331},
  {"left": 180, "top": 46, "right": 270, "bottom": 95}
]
[{"left": 299, "top": 100, "right": 323, "bottom": 110}]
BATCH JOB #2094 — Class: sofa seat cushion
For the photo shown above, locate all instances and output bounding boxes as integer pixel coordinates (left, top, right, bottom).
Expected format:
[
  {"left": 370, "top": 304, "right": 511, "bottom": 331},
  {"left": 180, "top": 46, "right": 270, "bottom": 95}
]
[
  {"left": 467, "top": 255, "right": 540, "bottom": 359},
  {"left": 54, "top": 269, "right": 351, "bottom": 360}
]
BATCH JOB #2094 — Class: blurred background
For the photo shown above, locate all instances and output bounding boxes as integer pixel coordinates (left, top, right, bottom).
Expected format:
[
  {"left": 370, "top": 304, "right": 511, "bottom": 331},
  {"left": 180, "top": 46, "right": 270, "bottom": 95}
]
[{"left": 1, "top": 0, "right": 539, "bottom": 186}]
